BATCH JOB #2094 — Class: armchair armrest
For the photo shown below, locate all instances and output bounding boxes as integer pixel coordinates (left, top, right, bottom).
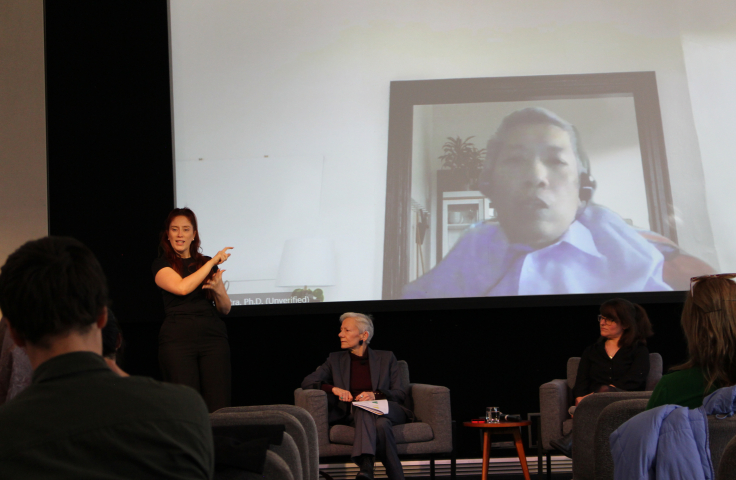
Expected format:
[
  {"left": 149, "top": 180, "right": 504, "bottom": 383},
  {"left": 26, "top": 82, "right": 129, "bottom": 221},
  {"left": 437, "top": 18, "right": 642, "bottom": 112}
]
[
  {"left": 411, "top": 383, "right": 452, "bottom": 452},
  {"left": 539, "top": 379, "right": 570, "bottom": 449},
  {"left": 716, "top": 430, "right": 736, "bottom": 480},
  {"left": 294, "top": 388, "right": 330, "bottom": 447},
  {"left": 709, "top": 415, "right": 736, "bottom": 473},
  {"left": 259, "top": 450, "right": 296, "bottom": 480},
  {"left": 210, "top": 410, "right": 304, "bottom": 480},
  {"left": 572, "top": 391, "right": 651, "bottom": 480},
  {"left": 593, "top": 398, "right": 649, "bottom": 480}
]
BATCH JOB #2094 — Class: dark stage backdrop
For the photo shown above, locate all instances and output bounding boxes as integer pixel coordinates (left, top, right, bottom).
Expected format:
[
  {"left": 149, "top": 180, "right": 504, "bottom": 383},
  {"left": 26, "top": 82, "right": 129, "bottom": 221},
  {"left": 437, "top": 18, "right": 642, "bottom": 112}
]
[{"left": 44, "top": 1, "right": 690, "bottom": 459}]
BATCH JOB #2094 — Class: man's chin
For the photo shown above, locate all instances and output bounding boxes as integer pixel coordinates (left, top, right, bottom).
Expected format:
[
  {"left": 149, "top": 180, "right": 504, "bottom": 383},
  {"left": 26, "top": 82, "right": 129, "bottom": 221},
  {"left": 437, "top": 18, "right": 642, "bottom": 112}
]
[{"left": 502, "top": 223, "right": 569, "bottom": 249}]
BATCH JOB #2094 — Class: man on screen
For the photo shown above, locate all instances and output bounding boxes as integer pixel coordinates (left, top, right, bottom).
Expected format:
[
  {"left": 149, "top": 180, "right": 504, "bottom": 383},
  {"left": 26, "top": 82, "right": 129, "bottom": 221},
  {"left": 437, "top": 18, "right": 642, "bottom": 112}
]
[{"left": 403, "top": 107, "right": 686, "bottom": 298}]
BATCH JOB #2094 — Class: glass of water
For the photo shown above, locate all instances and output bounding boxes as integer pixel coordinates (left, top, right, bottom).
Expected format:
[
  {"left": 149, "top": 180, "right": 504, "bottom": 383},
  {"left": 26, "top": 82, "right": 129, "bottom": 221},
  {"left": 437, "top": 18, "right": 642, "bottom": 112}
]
[{"left": 486, "top": 407, "right": 500, "bottom": 423}]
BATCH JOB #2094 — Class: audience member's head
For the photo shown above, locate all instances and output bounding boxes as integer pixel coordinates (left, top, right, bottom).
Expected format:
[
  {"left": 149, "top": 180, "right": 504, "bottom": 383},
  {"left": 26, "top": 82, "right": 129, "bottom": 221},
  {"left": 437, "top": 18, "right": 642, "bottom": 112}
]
[
  {"left": 674, "top": 274, "right": 736, "bottom": 392},
  {"left": 600, "top": 297, "right": 653, "bottom": 348},
  {"left": 0, "top": 236, "right": 108, "bottom": 350},
  {"left": 101, "top": 308, "right": 129, "bottom": 377},
  {"left": 102, "top": 308, "right": 124, "bottom": 360}
]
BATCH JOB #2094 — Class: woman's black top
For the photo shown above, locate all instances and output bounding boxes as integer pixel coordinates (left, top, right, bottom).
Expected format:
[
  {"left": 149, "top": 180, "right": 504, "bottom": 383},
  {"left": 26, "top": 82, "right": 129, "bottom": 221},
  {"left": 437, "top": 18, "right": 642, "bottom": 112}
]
[
  {"left": 152, "top": 256, "right": 218, "bottom": 317},
  {"left": 572, "top": 338, "right": 650, "bottom": 399}
]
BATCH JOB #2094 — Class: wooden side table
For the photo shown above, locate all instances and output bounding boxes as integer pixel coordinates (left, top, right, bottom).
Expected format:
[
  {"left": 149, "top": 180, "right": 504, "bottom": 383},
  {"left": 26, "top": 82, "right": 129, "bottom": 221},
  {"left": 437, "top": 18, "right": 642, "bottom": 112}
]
[{"left": 463, "top": 420, "right": 532, "bottom": 480}]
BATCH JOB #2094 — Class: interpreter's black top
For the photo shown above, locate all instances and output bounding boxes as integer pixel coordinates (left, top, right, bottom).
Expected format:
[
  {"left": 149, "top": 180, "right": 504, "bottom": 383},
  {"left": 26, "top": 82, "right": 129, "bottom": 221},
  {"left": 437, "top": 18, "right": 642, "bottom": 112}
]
[
  {"left": 572, "top": 338, "right": 650, "bottom": 399},
  {"left": 152, "top": 256, "right": 219, "bottom": 317},
  {"left": 0, "top": 352, "right": 214, "bottom": 479}
]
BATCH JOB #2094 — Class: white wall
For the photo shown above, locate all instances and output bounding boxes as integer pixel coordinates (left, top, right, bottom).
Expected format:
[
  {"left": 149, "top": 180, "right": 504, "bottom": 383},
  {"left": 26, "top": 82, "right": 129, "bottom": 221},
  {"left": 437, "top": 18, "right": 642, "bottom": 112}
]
[
  {"left": 678, "top": 6, "right": 736, "bottom": 271},
  {"left": 170, "top": 0, "right": 735, "bottom": 300},
  {"left": 0, "top": 0, "right": 48, "bottom": 307}
]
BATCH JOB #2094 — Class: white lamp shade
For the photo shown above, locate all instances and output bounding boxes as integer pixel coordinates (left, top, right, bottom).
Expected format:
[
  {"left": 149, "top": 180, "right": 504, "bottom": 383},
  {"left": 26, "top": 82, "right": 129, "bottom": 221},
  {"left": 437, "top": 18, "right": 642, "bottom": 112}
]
[{"left": 276, "top": 237, "right": 337, "bottom": 287}]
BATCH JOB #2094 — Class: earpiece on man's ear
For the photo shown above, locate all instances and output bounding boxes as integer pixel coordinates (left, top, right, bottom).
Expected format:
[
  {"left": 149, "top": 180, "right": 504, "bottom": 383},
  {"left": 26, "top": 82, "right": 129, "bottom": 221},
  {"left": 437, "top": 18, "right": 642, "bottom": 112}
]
[{"left": 579, "top": 173, "right": 597, "bottom": 202}]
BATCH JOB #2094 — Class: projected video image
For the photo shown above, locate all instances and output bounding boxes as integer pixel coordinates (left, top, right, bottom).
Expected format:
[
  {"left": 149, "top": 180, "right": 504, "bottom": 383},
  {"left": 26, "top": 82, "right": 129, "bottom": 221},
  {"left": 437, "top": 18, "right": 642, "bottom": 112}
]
[
  {"left": 394, "top": 90, "right": 715, "bottom": 299},
  {"left": 169, "top": 1, "right": 734, "bottom": 305}
]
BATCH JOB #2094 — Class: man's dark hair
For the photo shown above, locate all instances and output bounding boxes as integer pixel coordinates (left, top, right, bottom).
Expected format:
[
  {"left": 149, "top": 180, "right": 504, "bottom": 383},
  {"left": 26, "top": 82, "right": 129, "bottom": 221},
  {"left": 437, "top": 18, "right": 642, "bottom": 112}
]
[
  {"left": 0, "top": 236, "right": 108, "bottom": 346},
  {"left": 102, "top": 308, "right": 124, "bottom": 358}
]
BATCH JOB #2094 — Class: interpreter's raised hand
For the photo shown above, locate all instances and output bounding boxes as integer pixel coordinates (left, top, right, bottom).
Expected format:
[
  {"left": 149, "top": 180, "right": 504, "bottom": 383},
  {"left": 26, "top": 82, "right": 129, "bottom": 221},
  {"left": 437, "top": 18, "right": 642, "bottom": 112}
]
[
  {"left": 212, "top": 247, "right": 233, "bottom": 265},
  {"left": 202, "top": 270, "right": 225, "bottom": 291},
  {"left": 332, "top": 387, "right": 353, "bottom": 402}
]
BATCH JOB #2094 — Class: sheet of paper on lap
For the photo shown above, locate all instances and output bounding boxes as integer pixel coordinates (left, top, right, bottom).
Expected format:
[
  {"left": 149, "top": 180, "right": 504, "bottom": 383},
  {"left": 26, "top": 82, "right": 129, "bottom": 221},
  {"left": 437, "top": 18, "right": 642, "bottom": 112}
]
[{"left": 352, "top": 399, "right": 389, "bottom": 415}]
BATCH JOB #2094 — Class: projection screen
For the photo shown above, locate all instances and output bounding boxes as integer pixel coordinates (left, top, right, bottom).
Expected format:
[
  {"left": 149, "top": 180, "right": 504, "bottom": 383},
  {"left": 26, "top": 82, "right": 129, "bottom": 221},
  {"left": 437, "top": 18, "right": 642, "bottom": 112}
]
[{"left": 169, "top": 0, "right": 736, "bottom": 305}]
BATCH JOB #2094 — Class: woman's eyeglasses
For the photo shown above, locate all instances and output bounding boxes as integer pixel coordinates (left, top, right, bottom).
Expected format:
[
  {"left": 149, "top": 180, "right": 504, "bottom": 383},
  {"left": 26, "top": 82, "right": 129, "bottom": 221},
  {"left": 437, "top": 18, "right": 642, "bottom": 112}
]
[
  {"left": 690, "top": 273, "right": 736, "bottom": 296},
  {"left": 597, "top": 314, "right": 615, "bottom": 325}
]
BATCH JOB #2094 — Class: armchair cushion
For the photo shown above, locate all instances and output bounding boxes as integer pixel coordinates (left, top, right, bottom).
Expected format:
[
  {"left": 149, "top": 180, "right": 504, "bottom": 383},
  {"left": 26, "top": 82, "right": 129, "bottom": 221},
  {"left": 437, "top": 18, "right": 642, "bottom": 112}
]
[{"left": 329, "top": 422, "right": 434, "bottom": 445}]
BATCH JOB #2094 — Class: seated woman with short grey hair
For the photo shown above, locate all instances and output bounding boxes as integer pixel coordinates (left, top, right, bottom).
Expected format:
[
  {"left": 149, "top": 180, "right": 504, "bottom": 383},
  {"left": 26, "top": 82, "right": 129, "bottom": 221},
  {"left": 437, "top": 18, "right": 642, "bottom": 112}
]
[{"left": 301, "top": 313, "right": 413, "bottom": 480}]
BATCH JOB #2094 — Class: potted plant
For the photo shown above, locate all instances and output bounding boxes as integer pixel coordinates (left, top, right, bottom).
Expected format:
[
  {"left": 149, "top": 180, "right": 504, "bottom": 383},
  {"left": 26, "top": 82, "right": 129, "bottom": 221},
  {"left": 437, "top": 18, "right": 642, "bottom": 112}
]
[{"left": 438, "top": 136, "right": 486, "bottom": 191}]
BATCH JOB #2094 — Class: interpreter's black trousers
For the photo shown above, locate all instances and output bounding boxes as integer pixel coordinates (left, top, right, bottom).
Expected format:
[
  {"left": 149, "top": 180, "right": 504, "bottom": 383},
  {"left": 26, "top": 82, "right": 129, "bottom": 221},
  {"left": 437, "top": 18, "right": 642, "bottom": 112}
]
[{"left": 159, "top": 314, "right": 231, "bottom": 413}]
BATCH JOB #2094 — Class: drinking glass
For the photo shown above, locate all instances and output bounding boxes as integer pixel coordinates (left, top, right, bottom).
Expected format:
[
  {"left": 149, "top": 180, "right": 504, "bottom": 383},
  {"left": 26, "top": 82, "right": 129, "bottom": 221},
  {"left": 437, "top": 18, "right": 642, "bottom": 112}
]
[{"left": 486, "top": 406, "right": 500, "bottom": 423}]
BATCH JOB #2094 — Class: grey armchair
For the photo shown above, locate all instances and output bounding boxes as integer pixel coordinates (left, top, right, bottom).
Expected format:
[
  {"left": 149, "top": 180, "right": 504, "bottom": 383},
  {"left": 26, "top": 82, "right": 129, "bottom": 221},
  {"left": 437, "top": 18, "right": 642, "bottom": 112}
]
[
  {"left": 717, "top": 434, "right": 736, "bottom": 480},
  {"left": 294, "top": 360, "right": 455, "bottom": 480},
  {"left": 210, "top": 408, "right": 307, "bottom": 480},
  {"left": 214, "top": 405, "right": 318, "bottom": 480},
  {"left": 593, "top": 398, "right": 736, "bottom": 479},
  {"left": 538, "top": 353, "right": 662, "bottom": 480}
]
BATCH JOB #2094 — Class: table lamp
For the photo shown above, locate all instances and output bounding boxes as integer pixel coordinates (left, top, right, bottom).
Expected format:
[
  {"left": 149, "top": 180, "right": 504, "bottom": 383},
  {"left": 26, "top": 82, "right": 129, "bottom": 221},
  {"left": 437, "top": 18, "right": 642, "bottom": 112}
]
[{"left": 276, "top": 237, "right": 337, "bottom": 302}]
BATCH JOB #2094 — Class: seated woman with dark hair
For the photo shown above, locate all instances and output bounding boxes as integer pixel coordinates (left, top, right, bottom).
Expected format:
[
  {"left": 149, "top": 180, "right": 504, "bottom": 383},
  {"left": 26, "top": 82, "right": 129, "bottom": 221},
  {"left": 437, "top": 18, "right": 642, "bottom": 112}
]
[
  {"left": 551, "top": 297, "right": 653, "bottom": 456},
  {"left": 647, "top": 274, "right": 736, "bottom": 409}
]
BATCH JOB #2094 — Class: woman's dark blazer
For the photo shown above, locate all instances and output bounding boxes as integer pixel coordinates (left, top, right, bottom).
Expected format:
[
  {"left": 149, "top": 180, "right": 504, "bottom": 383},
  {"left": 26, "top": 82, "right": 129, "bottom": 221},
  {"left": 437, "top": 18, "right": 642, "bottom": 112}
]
[{"left": 301, "top": 348, "right": 411, "bottom": 425}]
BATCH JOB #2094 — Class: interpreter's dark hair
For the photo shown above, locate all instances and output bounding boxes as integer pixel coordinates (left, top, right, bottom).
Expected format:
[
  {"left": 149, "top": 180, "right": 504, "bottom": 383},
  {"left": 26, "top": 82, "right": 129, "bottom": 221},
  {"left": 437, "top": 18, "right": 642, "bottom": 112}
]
[
  {"left": 158, "top": 207, "right": 215, "bottom": 298},
  {"left": 102, "top": 308, "right": 124, "bottom": 359},
  {"left": 600, "top": 297, "right": 653, "bottom": 348},
  {"left": 478, "top": 107, "right": 591, "bottom": 200},
  {"left": 671, "top": 276, "right": 736, "bottom": 394},
  {"left": 0, "top": 236, "right": 108, "bottom": 347}
]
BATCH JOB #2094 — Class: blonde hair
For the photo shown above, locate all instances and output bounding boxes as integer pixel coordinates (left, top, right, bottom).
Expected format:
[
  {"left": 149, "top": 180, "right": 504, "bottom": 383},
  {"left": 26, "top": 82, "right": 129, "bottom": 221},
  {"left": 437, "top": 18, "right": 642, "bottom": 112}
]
[{"left": 671, "top": 276, "right": 736, "bottom": 393}]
